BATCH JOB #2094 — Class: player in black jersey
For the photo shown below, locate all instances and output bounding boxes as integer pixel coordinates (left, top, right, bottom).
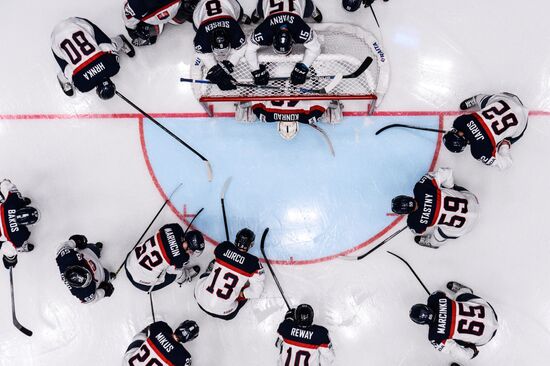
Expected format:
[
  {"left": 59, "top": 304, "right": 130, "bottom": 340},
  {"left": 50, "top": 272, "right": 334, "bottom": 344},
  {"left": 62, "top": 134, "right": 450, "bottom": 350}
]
[
  {"left": 391, "top": 168, "right": 479, "bottom": 249},
  {"left": 0, "top": 179, "right": 38, "bottom": 269},
  {"left": 443, "top": 92, "right": 529, "bottom": 170},
  {"left": 55, "top": 235, "right": 115, "bottom": 304},
  {"left": 246, "top": 0, "right": 322, "bottom": 85},
  {"left": 276, "top": 304, "right": 335, "bottom": 365},
  {"left": 124, "top": 320, "right": 199, "bottom": 365},
  {"left": 410, "top": 282, "right": 498, "bottom": 362}
]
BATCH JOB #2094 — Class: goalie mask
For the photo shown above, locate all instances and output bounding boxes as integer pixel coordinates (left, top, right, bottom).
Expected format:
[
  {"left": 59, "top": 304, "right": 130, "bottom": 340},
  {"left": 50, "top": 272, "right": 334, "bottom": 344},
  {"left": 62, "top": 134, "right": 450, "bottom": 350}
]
[
  {"left": 273, "top": 27, "right": 293, "bottom": 55},
  {"left": 278, "top": 121, "right": 299, "bottom": 140},
  {"left": 211, "top": 28, "right": 231, "bottom": 60}
]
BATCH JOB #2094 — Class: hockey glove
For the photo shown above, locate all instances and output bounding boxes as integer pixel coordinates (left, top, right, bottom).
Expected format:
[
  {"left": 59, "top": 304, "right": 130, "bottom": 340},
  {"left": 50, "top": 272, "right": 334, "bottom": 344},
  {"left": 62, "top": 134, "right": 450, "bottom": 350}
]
[
  {"left": 70, "top": 234, "right": 88, "bottom": 250},
  {"left": 206, "top": 65, "right": 237, "bottom": 91},
  {"left": 221, "top": 60, "right": 234, "bottom": 73},
  {"left": 285, "top": 308, "right": 296, "bottom": 321},
  {"left": 252, "top": 64, "right": 270, "bottom": 85},
  {"left": 98, "top": 281, "right": 115, "bottom": 297},
  {"left": 363, "top": 0, "right": 375, "bottom": 7},
  {"left": 291, "top": 63, "right": 309, "bottom": 85},
  {"left": 3, "top": 255, "right": 17, "bottom": 269}
]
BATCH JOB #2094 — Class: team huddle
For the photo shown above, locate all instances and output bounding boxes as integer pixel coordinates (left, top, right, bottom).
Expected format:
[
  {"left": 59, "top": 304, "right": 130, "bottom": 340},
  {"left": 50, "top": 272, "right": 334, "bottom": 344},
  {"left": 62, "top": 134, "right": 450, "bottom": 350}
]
[{"left": 0, "top": 0, "right": 530, "bottom": 365}]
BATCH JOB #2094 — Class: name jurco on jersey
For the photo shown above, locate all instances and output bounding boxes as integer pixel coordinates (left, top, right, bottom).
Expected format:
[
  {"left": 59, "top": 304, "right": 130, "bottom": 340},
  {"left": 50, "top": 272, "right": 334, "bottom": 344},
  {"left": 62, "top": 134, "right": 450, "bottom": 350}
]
[{"left": 223, "top": 249, "right": 245, "bottom": 264}]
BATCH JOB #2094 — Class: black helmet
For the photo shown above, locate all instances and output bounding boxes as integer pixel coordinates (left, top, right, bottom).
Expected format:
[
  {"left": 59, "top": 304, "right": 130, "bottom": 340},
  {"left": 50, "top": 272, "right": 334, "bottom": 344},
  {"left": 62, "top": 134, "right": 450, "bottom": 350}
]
[
  {"left": 96, "top": 79, "right": 116, "bottom": 100},
  {"left": 16, "top": 206, "right": 40, "bottom": 225},
  {"left": 391, "top": 195, "right": 416, "bottom": 215},
  {"left": 409, "top": 304, "right": 434, "bottom": 325},
  {"left": 443, "top": 129, "right": 468, "bottom": 153},
  {"left": 185, "top": 230, "right": 205, "bottom": 254},
  {"left": 295, "top": 304, "right": 314, "bottom": 328},
  {"left": 174, "top": 320, "right": 200, "bottom": 343},
  {"left": 211, "top": 28, "right": 231, "bottom": 58},
  {"left": 235, "top": 228, "right": 255, "bottom": 251},
  {"left": 342, "top": 0, "right": 363, "bottom": 12},
  {"left": 64, "top": 265, "right": 92, "bottom": 288},
  {"left": 273, "top": 27, "right": 293, "bottom": 55}
]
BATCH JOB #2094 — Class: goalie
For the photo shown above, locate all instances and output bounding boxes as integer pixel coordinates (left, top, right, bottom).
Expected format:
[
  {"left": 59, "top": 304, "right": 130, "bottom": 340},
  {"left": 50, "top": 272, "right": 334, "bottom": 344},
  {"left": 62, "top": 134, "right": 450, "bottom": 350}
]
[{"left": 236, "top": 100, "right": 344, "bottom": 139}]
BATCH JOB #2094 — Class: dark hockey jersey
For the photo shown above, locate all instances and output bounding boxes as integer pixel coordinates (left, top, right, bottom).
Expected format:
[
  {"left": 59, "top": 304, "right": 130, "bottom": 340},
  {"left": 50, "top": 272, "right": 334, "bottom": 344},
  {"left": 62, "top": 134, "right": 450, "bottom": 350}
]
[
  {"left": 426, "top": 291, "right": 455, "bottom": 345},
  {"left": 127, "top": 0, "right": 181, "bottom": 20},
  {"left": 194, "top": 17, "right": 245, "bottom": 53},
  {"left": 56, "top": 246, "right": 98, "bottom": 303},
  {"left": 214, "top": 240, "right": 262, "bottom": 276},
  {"left": 453, "top": 114, "right": 497, "bottom": 165},
  {"left": 252, "top": 101, "right": 325, "bottom": 124},
  {"left": 407, "top": 174, "right": 440, "bottom": 235},
  {"left": 277, "top": 319, "right": 331, "bottom": 349},
  {"left": 0, "top": 192, "right": 31, "bottom": 248},
  {"left": 150, "top": 223, "right": 190, "bottom": 268},
  {"left": 126, "top": 321, "right": 192, "bottom": 366},
  {"left": 277, "top": 319, "right": 334, "bottom": 365},
  {"left": 251, "top": 13, "right": 313, "bottom": 47}
]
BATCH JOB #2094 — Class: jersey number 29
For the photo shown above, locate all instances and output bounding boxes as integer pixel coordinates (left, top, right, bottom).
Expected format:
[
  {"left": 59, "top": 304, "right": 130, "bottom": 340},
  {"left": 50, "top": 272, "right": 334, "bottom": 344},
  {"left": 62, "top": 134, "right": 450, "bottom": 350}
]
[{"left": 481, "top": 100, "right": 519, "bottom": 136}]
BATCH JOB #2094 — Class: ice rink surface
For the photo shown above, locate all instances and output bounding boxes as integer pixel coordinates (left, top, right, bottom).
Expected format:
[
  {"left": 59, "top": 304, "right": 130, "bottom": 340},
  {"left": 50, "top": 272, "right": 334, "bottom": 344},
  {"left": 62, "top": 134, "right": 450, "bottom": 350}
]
[{"left": 1, "top": 0, "right": 550, "bottom": 365}]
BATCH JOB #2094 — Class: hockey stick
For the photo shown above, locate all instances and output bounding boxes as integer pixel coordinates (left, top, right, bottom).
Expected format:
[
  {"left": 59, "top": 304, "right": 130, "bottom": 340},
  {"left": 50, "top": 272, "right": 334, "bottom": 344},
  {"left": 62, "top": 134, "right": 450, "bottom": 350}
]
[
  {"left": 149, "top": 291, "right": 156, "bottom": 322},
  {"left": 113, "top": 183, "right": 183, "bottom": 278},
  {"left": 308, "top": 124, "right": 335, "bottom": 157},
  {"left": 260, "top": 228, "right": 291, "bottom": 311},
  {"left": 369, "top": 4, "right": 381, "bottom": 29},
  {"left": 340, "top": 226, "right": 407, "bottom": 261},
  {"left": 116, "top": 91, "right": 213, "bottom": 182},
  {"left": 9, "top": 269, "right": 33, "bottom": 337},
  {"left": 376, "top": 124, "right": 447, "bottom": 135},
  {"left": 183, "top": 207, "right": 204, "bottom": 236},
  {"left": 220, "top": 177, "right": 232, "bottom": 241},
  {"left": 386, "top": 251, "right": 430, "bottom": 295},
  {"left": 180, "top": 78, "right": 338, "bottom": 95},
  {"left": 269, "top": 56, "right": 374, "bottom": 82}
]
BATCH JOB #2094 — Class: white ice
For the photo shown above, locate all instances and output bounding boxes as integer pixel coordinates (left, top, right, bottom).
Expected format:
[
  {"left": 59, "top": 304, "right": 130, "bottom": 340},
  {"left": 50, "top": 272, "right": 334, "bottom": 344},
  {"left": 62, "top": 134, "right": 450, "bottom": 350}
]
[{"left": 0, "top": 0, "right": 549, "bottom": 365}]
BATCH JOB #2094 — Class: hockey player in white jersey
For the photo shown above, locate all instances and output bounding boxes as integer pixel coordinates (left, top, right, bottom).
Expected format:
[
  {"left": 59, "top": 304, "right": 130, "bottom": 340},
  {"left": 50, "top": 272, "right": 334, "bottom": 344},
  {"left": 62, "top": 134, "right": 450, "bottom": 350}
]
[
  {"left": 123, "top": 320, "right": 199, "bottom": 365},
  {"left": 391, "top": 168, "right": 479, "bottom": 249},
  {"left": 55, "top": 235, "right": 115, "bottom": 304},
  {"left": 123, "top": 0, "right": 198, "bottom": 46},
  {"left": 0, "top": 179, "right": 38, "bottom": 270},
  {"left": 443, "top": 92, "right": 529, "bottom": 170},
  {"left": 194, "top": 228, "right": 265, "bottom": 320},
  {"left": 410, "top": 281, "right": 498, "bottom": 361},
  {"left": 125, "top": 223, "right": 204, "bottom": 292},
  {"left": 51, "top": 17, "right": 135, "bottom": 99},
  {"left": 246, "top": 0, "right": 323, "bottom": 85},
  {"left": 193, "top": 0, "right": 248, "bottom": 90},
  {"left": 276, "top": 304, "right": 335, "bottom": 366}
]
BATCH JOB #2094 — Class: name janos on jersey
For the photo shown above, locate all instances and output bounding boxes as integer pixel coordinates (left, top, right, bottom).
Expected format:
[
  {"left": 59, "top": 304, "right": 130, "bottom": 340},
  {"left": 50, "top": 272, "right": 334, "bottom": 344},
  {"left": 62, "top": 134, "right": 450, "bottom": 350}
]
[
  {"left": 82, "top": 62, "right": 105, "bottom": 81},
  {"left": 165, "top": 228, "right": 181, "bottom": 257},
  {"left": 420, "top": 194, "right": 434, "bottom": 225},
  {"left": 290, "top": 328, "right": 314, "bottom": 340},
  {"left": 155, "top": 333, "right": 174, "bottom": 353},
  {"left": 222, "top": 249, "right": 245, "bottom": 264},
  {"left": 437, "top": 299, "right": 448, "bottom": 335},
  {"left": 7, "top": 209, "right": 19, "bottom": 232},
  {"left": 274, "top": 113, "right": 299, "bottom": 121},
  {"left": 467, "top": 120, "right": 485, "bottom": 141},
  {"left": 270, "top": 14, "right": 295, "bottom": 26},
  {"left": 205, "top": 20, "right": 230, "bottom": 32}
]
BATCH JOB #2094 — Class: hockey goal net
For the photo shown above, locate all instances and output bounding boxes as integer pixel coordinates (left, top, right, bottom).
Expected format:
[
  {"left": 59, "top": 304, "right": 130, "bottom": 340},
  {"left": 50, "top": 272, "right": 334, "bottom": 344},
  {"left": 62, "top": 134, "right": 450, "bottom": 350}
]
[{"left": 189, "top": 23, "right": 390, "bottom": 115}]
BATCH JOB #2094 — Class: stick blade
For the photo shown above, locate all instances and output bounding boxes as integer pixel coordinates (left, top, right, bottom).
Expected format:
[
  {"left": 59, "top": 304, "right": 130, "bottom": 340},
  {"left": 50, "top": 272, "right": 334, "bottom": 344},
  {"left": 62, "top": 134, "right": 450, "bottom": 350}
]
[
  {"left": 204, "top": 161, "right": 213, "bottom": 182},
  {"left": 344, "top": 56, "right": 373, "bottom": 79},
  {"left": 14, "top": 322, "right": 33, "bottom": 337},
  {"left": 221, "top": 177, "right": 232, "bottom": 199}
]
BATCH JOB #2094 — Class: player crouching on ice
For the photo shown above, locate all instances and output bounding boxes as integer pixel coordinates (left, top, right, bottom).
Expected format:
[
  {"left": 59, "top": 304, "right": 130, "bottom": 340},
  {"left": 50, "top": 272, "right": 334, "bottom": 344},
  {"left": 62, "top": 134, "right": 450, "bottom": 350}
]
[
  {"left": 246, "top": 0, "right": 323, "bottom": 86},
  {"left": 194, "top": 228, "right": 265, "bottom": 320},
  {"left": 410, "top": 281, "right": 498, "bottom": 362},
  {"left": 56, "top": 235, "right": 115, "bottom": 304},
  {"left": 124, "top": 320, "right": 199, "bottom": 365},
  {"left": 236, "top": 100, "right": 344, "bottom": 140},
  {"left": 0, "top": 179, "right": 39, "bottom": 270},
  {"left": 391, "top": 168, "right": 479, "bottom": 249},
  {"left": 443, "top": 92, "right": 528, "bottom": 170},
  {"left": 51, "top": 17, "right": 135, "bottom": 99},
  {"left": 276, "top": 304, "right": 335, "bottom": 366},
  {"left": 125, "top": 223, "right": 204, "bottom": 292},
  {"left": 193, "top": 0, "right": 250, "bottom": 91}
]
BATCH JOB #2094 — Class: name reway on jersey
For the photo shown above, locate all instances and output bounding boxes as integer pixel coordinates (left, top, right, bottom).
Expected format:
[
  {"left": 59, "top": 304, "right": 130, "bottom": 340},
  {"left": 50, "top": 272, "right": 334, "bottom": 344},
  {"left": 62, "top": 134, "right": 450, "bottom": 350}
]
[
  {"left": 290, "top": 328, "right": 314, "bottom": 340},
  {"left": 155, "top": 333, "right": 174, "bottom": 353},
  {"left": 437, "top": 299, "right": 448, "bottom": 335},
  {"left": 223, "top": 249, "right": 245, "bottom": 264},
  {"left": 83, "top": 62, "right": 105, "bottom": 81},
  {"left": 165, "top": 228, "right": 181, "bottom": 257}
]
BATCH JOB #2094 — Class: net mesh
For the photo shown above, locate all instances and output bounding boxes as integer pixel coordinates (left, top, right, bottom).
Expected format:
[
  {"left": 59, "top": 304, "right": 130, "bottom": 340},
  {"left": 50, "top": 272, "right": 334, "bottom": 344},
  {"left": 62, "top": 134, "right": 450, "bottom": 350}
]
[{"left": 191, "top": 23, "right": 381, "bottom": 102}]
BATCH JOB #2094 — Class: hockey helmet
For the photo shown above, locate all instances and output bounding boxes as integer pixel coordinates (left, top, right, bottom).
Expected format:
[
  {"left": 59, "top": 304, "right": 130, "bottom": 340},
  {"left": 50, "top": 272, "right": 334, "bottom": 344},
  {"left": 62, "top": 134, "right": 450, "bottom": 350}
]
[
  {"left": 96, "top": 79, "right": 116, "bottom": 100},
  {"left": 235, "top": 228, "right": 255, "bottom": 251},
  {"left": 409, "top": 304, "right": 435, "bottom": 325},
  {"left": 295, "top": 304, "right": 314, "bottom": 328},
  {"left": 185, "top": 230, "right": 205, "bottom": 256},
  {"left": 391, "top": 195, "right": 416, "bottom": 215},
  {"left": 342, "top": 0, "right": 363, "bottom": 12},
  {"left": 211, "top": 28, "right": 231, "bottom": 59},
  {"left": 174, "top": 320, "right": 200, "bottom": 343},
  {"left": 16, "top": 206, "right": 40, "bottom": 226},
  {"left": 273, "top": 27, "right": 293, "bottom": 55},
  {"left": 278, "top": 121, "right": 299, "bottom": 140},
  {"left": 443, "top": 128, "right": 468, "bottom": 153},
  {"left": 64, "top": 265, "right": 93, "bottom": 288}
]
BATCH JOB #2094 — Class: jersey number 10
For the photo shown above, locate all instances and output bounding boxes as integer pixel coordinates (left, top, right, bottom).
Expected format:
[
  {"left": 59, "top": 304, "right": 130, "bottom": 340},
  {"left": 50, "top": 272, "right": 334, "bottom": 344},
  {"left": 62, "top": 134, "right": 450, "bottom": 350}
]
[{"left": 285, "top": 348, "right": 311, "bottom": 366}]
